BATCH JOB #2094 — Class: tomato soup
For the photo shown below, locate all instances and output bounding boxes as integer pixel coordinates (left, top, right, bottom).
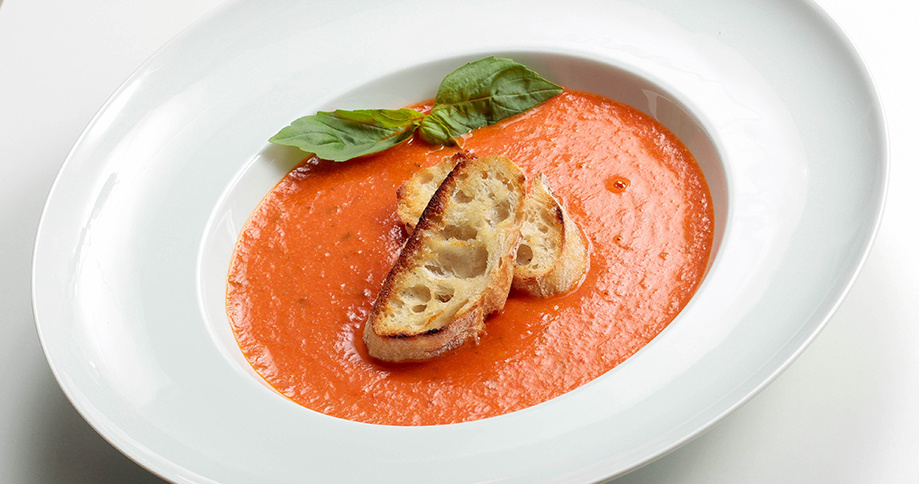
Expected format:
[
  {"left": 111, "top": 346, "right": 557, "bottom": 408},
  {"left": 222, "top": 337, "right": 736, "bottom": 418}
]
[{"left": 226, "top": 90, "right": 714, "bottom": 425}]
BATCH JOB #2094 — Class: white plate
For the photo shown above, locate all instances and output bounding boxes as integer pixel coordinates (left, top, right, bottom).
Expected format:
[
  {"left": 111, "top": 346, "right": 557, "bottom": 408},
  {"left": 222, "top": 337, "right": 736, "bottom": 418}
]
[{"left": 32, "top": 0, "right": 886, "bottom": 482}]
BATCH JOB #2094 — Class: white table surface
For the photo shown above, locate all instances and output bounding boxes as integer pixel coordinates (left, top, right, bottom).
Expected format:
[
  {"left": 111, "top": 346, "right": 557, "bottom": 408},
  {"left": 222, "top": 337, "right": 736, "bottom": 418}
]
[{"left": 2, "top": 0, "right": 916, "bottom": 482}]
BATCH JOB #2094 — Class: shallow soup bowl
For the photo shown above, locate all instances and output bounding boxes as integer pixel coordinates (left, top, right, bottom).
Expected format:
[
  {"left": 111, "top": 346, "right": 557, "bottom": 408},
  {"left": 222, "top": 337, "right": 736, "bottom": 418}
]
[{"left": 32, "top": 1, "right": 886, "bottom": 482}]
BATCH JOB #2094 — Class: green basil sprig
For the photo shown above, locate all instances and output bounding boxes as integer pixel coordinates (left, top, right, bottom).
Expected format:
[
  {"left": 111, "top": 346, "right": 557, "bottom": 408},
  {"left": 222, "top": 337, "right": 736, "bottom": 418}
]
[
  {"left": 269, "top": 109, "right": 424, "bottom": 162},
  {"left": 418, "top": 57, "right": 564, "bottom": 145},
  {"left": 269, "top": 57, "right": 563, "bottom": 162}
]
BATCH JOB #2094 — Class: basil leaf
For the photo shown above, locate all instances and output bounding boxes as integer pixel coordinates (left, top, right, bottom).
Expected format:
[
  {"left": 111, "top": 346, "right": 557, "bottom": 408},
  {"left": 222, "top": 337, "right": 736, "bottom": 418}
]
[
  {"left": 419, "top": 57, "right": 563, "bottom": 145},
  {"left": 269, "top": 108, "right": 425, "bottom": 161},
  {"left": 269, "top": 57, "right": 563, "bottom": 160}
]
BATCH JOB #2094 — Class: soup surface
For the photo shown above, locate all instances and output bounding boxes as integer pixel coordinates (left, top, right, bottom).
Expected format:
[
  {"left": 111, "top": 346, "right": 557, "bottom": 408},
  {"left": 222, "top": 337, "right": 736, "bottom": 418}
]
[{"left": 226, "top": 90, "right": 714, "bottom": 425}]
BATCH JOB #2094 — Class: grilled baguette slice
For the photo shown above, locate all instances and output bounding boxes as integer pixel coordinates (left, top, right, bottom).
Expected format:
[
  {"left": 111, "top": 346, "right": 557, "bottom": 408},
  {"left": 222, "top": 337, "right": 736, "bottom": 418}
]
[
  {"left": 396, "top": 160, "right": 588, "bottom": 297},
  {"left": 511, "top": 173, "right": 589, "bottom": 297},
  {"left": 396, "top": 159, "right": 455, "bottom": 234},
  {"left": 363, "top": 152, "right": 527, "bottom": 362}
]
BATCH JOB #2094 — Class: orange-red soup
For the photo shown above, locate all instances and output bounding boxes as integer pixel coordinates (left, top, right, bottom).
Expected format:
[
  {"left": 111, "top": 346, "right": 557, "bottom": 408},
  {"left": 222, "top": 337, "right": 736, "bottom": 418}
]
[{"left": 227, "top": 90, "right": 714, "bottom": 425}]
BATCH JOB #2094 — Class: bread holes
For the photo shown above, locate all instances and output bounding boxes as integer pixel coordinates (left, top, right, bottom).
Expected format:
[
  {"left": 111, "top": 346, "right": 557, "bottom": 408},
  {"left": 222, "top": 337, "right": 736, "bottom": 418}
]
[
  {"left": 434, "top": 287, "right": 454, "bottom": 303},
  {"left": 442, "top": 223, "right": 478, "bottom": 241},
  {"left": 424, "top": 243, "right": 489, "bottom": 279},
  {"left": 427, "top": 212, "right": 444, "bottom": 227},
  {"left": 403, "top": 284, "right": 431, "bottom": 303},
  {"left": 494, "top": 199, "right": 511, "bottom": 223},
  {"left": 542, "top": 205, "right": 563, "bottom": 226},
  {"left": 452, "top": 190, "right": 473, "bottom": 204},
  {"left": 516, "top": 244, "right": 534, "bottom": 266},
  {"left": 533, "top": 207, "right": 553, "bottom": 234},
  {"left": 423, "top": 262, "right": 448, "bottom": 278},
  {"left": 399, "top": 284, "right": 431, "bottom": 315},
  {"left": 417, "top": 170, "right": 435, "bottom": 185}
]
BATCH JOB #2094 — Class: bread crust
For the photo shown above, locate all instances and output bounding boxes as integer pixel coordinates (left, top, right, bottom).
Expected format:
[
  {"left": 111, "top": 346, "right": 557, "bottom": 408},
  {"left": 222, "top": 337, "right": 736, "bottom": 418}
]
[{"left": 363, "top": 152, "right": 526, "bottom": 362}]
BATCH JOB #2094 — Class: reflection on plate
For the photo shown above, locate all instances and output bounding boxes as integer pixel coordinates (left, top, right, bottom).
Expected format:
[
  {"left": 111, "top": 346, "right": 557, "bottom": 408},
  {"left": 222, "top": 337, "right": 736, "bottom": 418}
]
[{"left": 32, "top": 0, "right": 885, "bottom": 482}]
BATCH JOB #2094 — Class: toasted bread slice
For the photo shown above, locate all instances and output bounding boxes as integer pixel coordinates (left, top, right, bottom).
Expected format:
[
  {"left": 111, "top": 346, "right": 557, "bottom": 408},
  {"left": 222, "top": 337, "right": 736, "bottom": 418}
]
[
  {"left": 512, "top": 173, "right": 589, "bottom": 297},
  {"left": 396, "top": 158, "right": 455, "bottom": 233},
  {"left": 396, "top": 159, "right": 455, "bottom": 234},
  {"left": 396, "top": 160, "right": 588, "bottom": 297},
  {"left": 363, "top": 152, "right": 527, "bottom": 362}
]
